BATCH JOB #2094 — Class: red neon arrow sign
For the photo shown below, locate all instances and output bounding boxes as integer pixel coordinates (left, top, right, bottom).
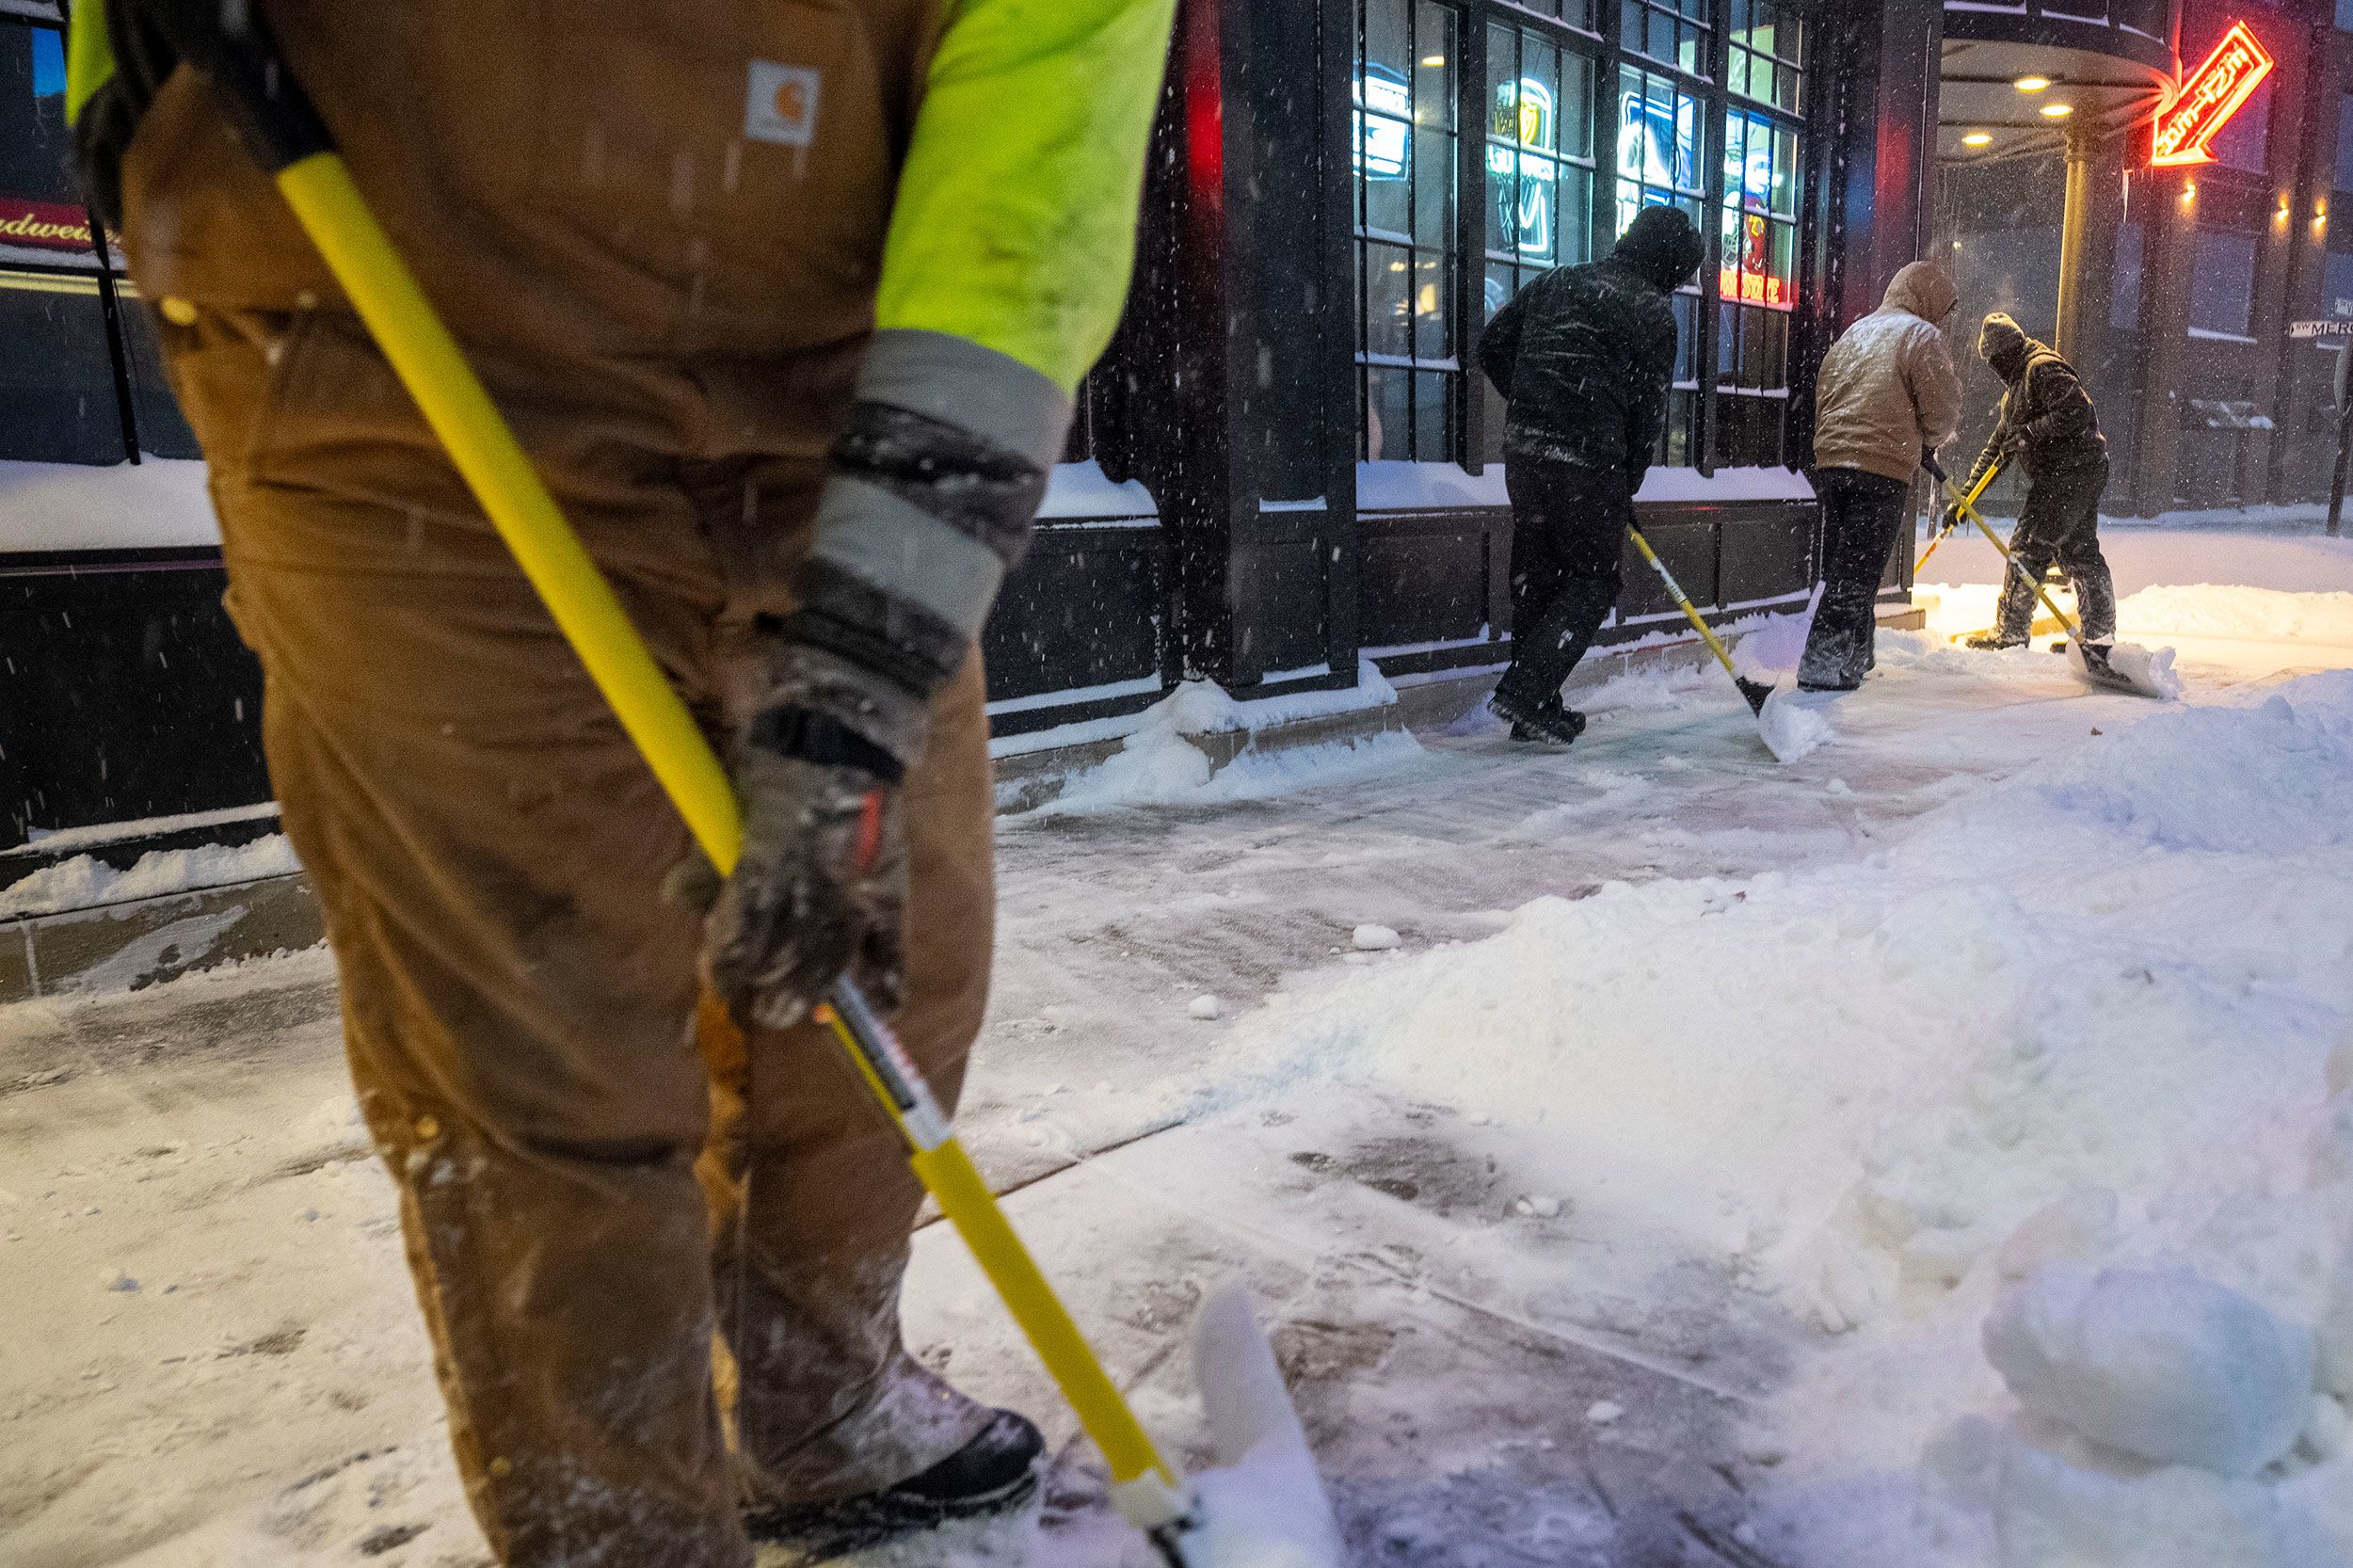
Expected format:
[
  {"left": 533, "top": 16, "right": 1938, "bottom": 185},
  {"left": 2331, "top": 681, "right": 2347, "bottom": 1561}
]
[{"left": 2153, "top": 21, "right": 2274, "bottom": 168}]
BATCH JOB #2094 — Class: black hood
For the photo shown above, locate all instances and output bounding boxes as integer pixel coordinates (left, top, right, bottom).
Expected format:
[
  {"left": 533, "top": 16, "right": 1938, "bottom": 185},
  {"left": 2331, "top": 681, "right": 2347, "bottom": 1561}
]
[
  {"left": 1613, "top": 206, "right": 1706, "bottom": 293},
  {"left": 1978, "top": 312, "right": 2036, "bottom": 383}
]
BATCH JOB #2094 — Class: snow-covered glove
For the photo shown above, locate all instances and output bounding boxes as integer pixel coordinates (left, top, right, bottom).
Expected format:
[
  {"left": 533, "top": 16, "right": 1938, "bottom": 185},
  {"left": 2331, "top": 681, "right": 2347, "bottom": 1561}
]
[
  {"left": 671, "top": 644, "right": 925, "bottom": 1029},
  {"left": 680, "top": 330, "right": 1065, "bottom": 1028}
]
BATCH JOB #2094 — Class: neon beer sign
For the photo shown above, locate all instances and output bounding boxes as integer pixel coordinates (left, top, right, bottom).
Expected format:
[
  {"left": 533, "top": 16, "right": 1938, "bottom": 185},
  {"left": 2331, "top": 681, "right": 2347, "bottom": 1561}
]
[{"left": 2152, "top": 22, "right": 2274, "bottom": 169}]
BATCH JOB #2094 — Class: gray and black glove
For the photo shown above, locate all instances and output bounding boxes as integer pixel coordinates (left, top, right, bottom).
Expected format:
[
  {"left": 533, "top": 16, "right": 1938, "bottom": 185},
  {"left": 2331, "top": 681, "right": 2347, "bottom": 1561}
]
[{"left": 689, "top": 331, "right": 1065, "bottom": 1030}]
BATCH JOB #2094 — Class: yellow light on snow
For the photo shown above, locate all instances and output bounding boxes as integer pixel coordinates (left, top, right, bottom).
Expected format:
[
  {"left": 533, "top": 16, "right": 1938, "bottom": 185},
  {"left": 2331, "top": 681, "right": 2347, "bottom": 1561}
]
[
  {"left": 2014, "top": 75, "right": 2052, "bottom": 93},
  {"left": 1421, "top": 55, "right": 1446, "bottom": 67},
  {"left": 2040, "top": 102, "right": 2073, "bottom": 119},
  {"left": 1962, "top": 131, "right": 1994, "bottom": 148}
]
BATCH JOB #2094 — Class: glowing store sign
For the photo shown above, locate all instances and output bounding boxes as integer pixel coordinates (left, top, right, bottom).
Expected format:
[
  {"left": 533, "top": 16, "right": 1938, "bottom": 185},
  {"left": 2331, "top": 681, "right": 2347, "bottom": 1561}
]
[
  {"left": 1720, "top": 122, "right": 1789, "bottom": 309},
  {"left": 1353, "top": 68, "right": 1412, "bottom": 180},
  {"left": 1617, "top": 91, "right": 1697, "bottom": 198},
  {"left": 0, "top": 199, "right": 96, "bottom": 254},
  {"left": 1487, "top": 77, "right": 1558, "bottom": 260},
  {"left": 2152, "top": 22, "right": 2274, "bottom": 169}
]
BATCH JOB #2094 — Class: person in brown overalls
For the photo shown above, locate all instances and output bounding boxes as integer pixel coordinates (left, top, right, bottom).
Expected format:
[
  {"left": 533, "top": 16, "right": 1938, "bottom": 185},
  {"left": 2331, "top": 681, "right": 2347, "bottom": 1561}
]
[{"left": 66, "top": 2, "right": 1174, "bottom": 1563}]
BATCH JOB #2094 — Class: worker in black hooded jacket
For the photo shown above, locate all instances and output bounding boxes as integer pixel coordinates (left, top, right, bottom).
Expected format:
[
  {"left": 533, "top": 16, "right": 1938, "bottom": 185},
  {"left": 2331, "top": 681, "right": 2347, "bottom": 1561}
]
[
  {"left": 1477, "top": 205, "right": 1707, "bottom": 744},
  {"left": 1955, "top": 312, "right": 2117, "bottom": 649}
]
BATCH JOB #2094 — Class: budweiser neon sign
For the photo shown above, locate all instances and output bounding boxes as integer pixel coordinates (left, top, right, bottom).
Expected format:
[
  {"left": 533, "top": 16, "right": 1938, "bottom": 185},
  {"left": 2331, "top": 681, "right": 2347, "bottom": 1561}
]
[
  {"left": 2152, "top": 22, "right": 2273, "bottom": 169},
  {"left": 0, "top": 199, "right": 95, "bottom": 253}
]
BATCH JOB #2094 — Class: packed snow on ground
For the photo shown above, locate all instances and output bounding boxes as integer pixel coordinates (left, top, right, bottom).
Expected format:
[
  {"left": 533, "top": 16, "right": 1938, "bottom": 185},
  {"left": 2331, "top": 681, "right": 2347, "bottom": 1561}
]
[
  {"left": 1208, "top": 669, "right": 2353, "bottom": 1565},
  {"left": 6, "top": 530, "right": 2353, "bottom": 1568}
]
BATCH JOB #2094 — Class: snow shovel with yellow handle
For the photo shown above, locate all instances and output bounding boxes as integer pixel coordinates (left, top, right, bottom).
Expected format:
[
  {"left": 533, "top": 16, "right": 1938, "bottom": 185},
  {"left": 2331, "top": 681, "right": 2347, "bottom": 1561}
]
[
  {"left": 77, "top": 7, "right": 1343, "bottom": 1565},
  {"left": 1913, "top": 455, "right": 2004, "bottom": 575},
  {"left": 1625, "top": 522, "right": 1817, "bottom": 762}
]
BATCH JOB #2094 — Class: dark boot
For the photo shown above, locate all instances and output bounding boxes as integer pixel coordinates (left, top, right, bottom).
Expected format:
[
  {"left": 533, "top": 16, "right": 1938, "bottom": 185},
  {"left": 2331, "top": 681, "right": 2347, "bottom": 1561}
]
[
  {"left": 1490, "top": 688, "right": 1587, "bottom": 746},
  {"left": 2069, "top": 557, "right": 2117, "bottom": 647},
  {"left": 746, "top": 1410, "right": 1044, "bottom": 1562},
  {"left": 1965, "top": 632, "right": 2026, "bottom": 650}
]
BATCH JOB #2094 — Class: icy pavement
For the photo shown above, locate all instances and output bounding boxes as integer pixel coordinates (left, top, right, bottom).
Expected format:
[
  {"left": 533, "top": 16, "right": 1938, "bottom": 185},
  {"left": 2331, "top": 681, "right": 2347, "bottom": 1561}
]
[{"left": 4, "top": 527, "right": 2353, "bottom": 1568}]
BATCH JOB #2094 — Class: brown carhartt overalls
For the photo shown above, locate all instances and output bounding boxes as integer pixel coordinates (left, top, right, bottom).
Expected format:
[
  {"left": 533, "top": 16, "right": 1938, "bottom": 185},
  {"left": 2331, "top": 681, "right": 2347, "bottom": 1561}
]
[{"left": 113, "top": 5, "right": 993, "bottom": 1563}]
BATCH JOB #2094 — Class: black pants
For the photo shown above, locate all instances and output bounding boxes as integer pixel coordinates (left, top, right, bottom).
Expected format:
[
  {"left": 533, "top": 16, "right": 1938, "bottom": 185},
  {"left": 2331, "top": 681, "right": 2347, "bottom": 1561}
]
[
  {"left": 1998, "top": 458, "right": 2114, "bottom": 643},
  {"left": 1798, "top": 467, "right": 1912, "bottom": 691},
  {"left": 1496, "top": 457, "right": 1631, "bottom": 711}
]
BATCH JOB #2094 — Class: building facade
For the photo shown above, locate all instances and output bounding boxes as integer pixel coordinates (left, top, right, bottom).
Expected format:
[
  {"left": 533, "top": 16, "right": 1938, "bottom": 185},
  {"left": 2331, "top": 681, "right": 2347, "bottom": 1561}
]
[
  {"left": 4, "top": 0, "right": 1956, "bottom": 850},
  {"left": 1934, "top": 0, "right": 2352, "bottom": 516}
]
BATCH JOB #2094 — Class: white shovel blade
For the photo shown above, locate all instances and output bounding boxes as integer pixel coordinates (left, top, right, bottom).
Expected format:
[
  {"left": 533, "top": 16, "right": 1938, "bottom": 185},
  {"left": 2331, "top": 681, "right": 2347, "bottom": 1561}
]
[
  {"left": 2071, "top": 640, "right": 2181, "bottom": 701},
  {"left": 1755, "top": 684, "right": 1831, "bottom": 763},
  {"left": 1176, "top": 1286, "right": 1344, "bottom": 1568}
]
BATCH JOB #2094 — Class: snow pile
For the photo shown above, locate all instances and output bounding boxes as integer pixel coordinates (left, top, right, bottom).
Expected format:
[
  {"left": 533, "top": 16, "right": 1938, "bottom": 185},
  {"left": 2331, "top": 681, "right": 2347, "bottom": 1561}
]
[
  {"left": 1040, "top": 663, "right": 1424, "bottom": 813},
  {"left": 1215, "top": 670, "right": 2353, "bottom": 1564},
  {"left": 2115, "top": 585, "right": 2353, "bottom": 647},
  {"left": 1984, "top": 1266, "right": 2314, "bottom": 1477},
  {"left": 0, "top": 834, "right": 302, "bottom": 919}
]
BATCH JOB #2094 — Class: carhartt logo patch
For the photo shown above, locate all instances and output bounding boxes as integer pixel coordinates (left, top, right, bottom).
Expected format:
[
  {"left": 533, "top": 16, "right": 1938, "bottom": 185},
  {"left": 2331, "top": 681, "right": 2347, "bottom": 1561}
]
[{"left": 744, "top": 60, "right": 822, "bottom": 148}]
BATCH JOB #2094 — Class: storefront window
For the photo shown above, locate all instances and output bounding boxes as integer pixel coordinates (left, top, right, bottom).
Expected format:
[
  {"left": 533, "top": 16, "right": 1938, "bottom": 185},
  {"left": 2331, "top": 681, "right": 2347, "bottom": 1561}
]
[
  {"left": 1, "top": 19, "right": 89, "bottom": 265},
  {"left": 1484, "top": 23, "right": 1594, "bottom": 315},
  {"left": 1716, "top": 95, "right": 1800, "bottom": 467},
  {"left": 2207, "top": 78, "right": 2271, "bottom": 174},
  {"left": 1727, "top": 0, "right": 1801, "bottom": 115},
  {"left": 0, "top": 12, "right": 195, "bottom": 463},
  {"left": 2189, "top": 227, "right": 2257, "bottom": 340},
  {"left": 1481, "top": 21, "right": 1598, "bottom": 461},
  {"left": 1355, "top": 0, "right": 1460, "bottom": 462},
  {"left": 1497, "top": 0, "right": 1596, "bottom": 30},
  {"left": 1615, "top": 64, "right": 1705, "bottom": 464},
  {"left": 1620, "top": 0, "right": 1709, "bottom": 78}
]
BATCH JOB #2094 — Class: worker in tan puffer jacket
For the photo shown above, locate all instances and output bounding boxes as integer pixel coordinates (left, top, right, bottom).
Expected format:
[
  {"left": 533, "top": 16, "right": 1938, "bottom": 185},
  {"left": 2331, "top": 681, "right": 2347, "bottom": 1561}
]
[{"left": 1800, "top": 261, "right": 1963, "bottom": 691}]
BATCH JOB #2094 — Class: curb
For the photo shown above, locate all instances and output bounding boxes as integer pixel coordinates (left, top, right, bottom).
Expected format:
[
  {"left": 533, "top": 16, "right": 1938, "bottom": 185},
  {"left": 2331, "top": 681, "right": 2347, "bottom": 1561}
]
[{"left": 2, "top": 873, "right": 323, "bottom": 1003}]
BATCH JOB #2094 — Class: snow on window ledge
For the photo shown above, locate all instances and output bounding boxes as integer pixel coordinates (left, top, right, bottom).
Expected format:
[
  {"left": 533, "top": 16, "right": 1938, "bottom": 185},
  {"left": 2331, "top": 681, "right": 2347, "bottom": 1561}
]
[
  {"left": 0, "top": 457, "right": 220, "bottom": 552},
  {"left": 1354, "top": 460, "right": 1817, "bottom": 512},
  {"left": 1039, "top": 460, "right": 1159, "bottom": 522}
]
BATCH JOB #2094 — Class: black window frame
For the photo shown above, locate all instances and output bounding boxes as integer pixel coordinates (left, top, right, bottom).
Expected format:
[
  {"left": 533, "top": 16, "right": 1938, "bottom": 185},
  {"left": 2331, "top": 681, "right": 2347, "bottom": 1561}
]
[{"left": 1356, "top": 0, "right": 1819, "bottom": 478}]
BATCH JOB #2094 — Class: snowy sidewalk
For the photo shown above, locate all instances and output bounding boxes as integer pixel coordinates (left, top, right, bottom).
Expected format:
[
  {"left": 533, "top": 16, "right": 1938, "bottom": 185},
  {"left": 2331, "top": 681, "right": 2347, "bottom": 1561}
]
[{"left": 4, "top": 528, "right": 2352, "bottom": 1568}]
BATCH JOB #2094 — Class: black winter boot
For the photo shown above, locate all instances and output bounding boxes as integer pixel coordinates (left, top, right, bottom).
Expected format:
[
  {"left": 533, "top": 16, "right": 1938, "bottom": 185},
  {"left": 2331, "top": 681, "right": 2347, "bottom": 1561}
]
[
  {"left": 1965, "top": 632, "right": 2026, "bottom": 650},
  {"left": 1490, "top": 689, "right": 1587, "bottom": 746},
  {"left": 747, "top": 1410, "right": 1044, "bottom": 1562}
]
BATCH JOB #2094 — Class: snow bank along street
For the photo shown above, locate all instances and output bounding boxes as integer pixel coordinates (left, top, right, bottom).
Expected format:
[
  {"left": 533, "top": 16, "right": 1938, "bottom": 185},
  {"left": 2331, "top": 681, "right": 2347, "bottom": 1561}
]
[{"left": 5, "top": 525, "right": 2353, "bottom": 1568}]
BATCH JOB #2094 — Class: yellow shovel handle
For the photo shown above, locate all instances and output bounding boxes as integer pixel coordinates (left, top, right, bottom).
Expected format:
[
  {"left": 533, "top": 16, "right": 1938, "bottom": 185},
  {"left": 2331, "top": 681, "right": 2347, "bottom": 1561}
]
[
  {"left": 1626, "top": 524, "right": 1742, "bottom": 680},
  {"left": 274, "top": 152, "right": 1179, "bottom": 1495},
  {"left": 1940, "top": 463, "right": 2086, "bottom": 643}
]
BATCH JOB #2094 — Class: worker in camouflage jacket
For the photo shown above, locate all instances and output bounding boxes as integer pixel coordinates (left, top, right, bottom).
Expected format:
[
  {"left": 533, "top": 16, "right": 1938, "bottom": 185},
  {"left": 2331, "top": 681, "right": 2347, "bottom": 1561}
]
[
  {"left": 68, "top": 1, "right": 1173, "bottom": 1563},
  {"left": 1477, "top": 205, "right": 1707, "bottom": 744},
  {"left": 1957, "top": 312, "right": 2116, "bottom": 649}
]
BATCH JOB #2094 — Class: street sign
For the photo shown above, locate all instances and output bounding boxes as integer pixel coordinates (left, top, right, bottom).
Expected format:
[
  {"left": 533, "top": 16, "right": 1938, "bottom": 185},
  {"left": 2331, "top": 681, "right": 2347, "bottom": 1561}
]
[
  {"left": 2289, "top": 319, "right": 2353, "bottom": 341},
  {"left": 2153, "top": 23, "right": 2275, "bottom": 169}
]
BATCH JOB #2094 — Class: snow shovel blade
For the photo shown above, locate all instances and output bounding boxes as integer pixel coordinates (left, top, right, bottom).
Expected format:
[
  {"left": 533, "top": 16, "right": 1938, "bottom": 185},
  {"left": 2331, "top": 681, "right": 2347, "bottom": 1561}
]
[
  {"left": 2069, "top": 640, "right": 2180, "bottom": 701},
  {"left": 1734, "top": 674, "right": 1777, "bottom": 717},
  {"left": 1752, "top": 682, "right": 1829, "bottom": 765},
  {"left": 1156, "top": 1285, "right": 1345, "bottom": 1568}
]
